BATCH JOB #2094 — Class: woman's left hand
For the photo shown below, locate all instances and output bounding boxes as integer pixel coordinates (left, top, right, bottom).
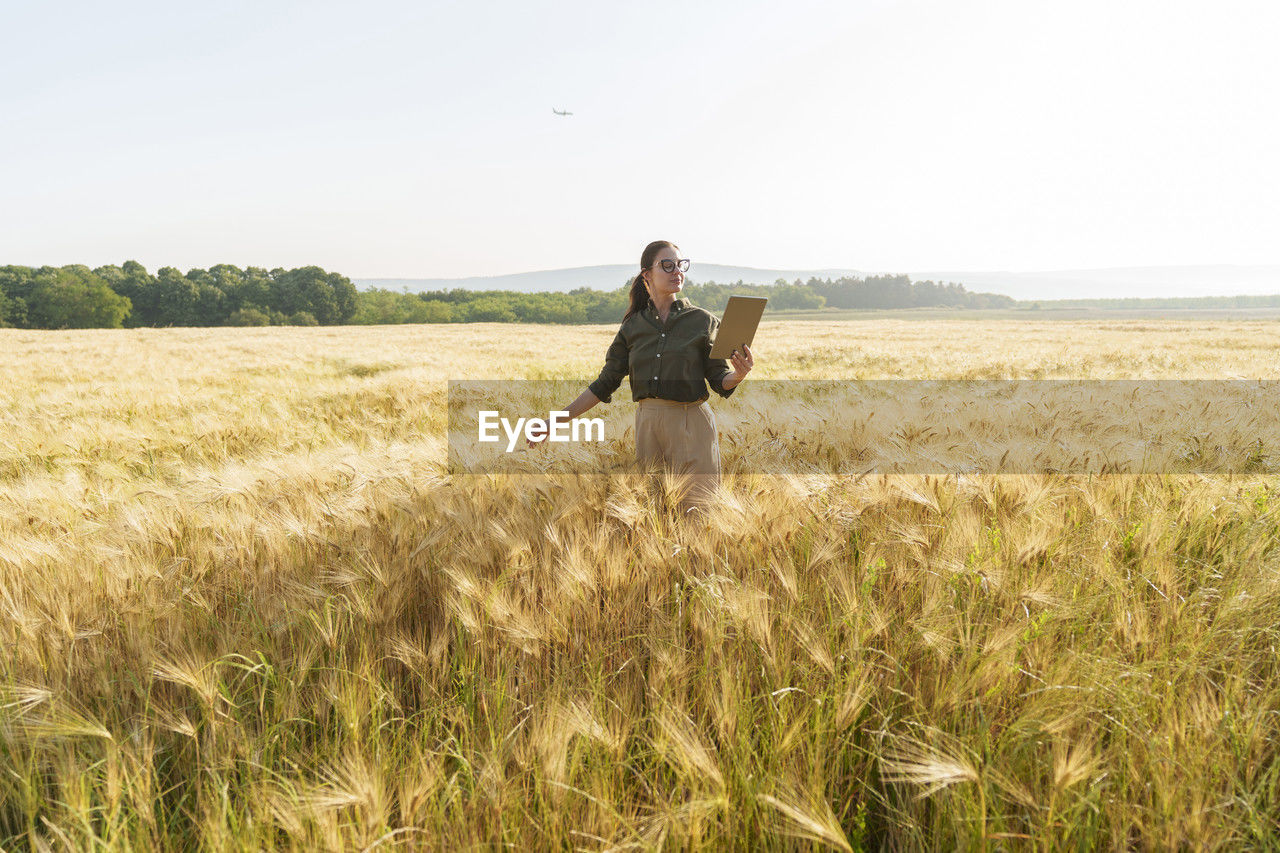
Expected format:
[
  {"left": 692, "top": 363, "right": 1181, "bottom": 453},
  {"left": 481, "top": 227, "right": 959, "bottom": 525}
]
[{"left": 728, "top": 344, "right": 754, "bottom": 387}]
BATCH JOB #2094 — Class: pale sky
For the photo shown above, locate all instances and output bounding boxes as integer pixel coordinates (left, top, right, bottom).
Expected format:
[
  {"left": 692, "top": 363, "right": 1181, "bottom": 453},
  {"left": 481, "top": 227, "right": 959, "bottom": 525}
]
[{"left": 2, "top": 0, "right": 1277, "bottom": 279}]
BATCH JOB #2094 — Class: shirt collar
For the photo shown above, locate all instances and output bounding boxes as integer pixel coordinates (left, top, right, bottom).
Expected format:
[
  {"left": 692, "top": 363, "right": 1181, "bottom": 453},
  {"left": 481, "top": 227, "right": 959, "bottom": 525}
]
[{"left": 652, "top": 298, "right": 688, "bottom": 316}]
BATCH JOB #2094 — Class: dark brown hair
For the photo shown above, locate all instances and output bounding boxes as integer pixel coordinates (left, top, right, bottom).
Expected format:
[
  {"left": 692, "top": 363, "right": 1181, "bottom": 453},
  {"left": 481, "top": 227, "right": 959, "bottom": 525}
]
[{"left": 624, "top": 240, "right": 679, "bottom": 320}]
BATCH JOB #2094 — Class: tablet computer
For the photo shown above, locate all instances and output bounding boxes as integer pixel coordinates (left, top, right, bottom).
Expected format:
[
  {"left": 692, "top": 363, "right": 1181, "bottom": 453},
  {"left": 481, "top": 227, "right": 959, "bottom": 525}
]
[{"left": 710, "top": 295, "right": 768, "bottom": 359}]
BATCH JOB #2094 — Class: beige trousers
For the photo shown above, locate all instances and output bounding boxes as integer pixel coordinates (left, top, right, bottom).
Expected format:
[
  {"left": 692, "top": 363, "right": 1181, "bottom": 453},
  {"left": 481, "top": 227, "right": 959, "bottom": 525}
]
[{"left": 635, "top": 398, "right": 721, "bottom": 513}]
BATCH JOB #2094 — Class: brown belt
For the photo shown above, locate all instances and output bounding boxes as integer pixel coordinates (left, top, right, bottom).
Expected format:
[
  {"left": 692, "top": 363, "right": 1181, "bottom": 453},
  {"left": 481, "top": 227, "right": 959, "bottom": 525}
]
[{"left": 637, "top": 397, "right": 709, "bottom": 408}]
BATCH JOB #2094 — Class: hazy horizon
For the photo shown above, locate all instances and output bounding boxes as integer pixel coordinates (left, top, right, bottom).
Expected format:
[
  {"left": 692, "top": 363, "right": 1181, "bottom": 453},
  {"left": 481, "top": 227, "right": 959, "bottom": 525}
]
[
  {"left": 3, "top": 0, "right": 1278, "bottom": 283},
  {"left": 357, "top": 261, "right": 1280, "bottom": 279},
  {"left": 354, "top": 262, "right": 1280, "bottom": 301}
]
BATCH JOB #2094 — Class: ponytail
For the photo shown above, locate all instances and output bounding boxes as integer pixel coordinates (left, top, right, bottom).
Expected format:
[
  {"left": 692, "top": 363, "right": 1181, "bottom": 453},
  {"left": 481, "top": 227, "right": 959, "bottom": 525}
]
[{"left": 624, "top": 272, "right": 651, "bottom": 320}]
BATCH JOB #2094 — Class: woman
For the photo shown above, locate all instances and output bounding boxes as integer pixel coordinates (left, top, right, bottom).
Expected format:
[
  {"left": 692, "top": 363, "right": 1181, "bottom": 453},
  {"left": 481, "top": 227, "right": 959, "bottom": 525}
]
[{"left": 531, "top": 240, "right": 754, "bottom": 514}]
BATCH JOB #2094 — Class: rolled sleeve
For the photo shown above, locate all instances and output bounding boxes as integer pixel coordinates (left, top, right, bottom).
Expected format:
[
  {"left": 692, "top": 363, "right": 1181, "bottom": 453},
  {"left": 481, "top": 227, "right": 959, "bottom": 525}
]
[
  {"left": 706, "top": 362, "right": 736, "bottom": 399},
  {"left": 587, "top": 328, "right": 629, "bottom": 403},
  {"left": 704, "top": 316, "right": 736, "bottom": 399}
]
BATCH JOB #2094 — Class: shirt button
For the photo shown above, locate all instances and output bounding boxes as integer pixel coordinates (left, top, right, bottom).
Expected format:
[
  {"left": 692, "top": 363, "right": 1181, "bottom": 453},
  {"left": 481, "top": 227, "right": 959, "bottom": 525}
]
[
  {"left": 652, "top": 376, "right": 658, "bottom": 380},
  {"left": 661, "top": 333, "right": 665, "bottom": 337},
  {"left": 656, "top": 353, "right": 661, "bottom": 358}
]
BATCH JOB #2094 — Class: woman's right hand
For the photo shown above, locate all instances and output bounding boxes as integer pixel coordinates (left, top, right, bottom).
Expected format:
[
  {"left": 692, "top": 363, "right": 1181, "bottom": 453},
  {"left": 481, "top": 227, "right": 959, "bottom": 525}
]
[
  {"left": 527, "top": 410, "right": 567, "bottom": 448},
  {"left": 528, "top": 391, "right": 599, "bottom": 448}
]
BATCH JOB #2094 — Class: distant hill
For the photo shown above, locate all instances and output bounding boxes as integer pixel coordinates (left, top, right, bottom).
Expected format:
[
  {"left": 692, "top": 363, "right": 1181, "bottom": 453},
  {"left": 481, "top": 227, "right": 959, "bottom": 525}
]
[
  {"left": 356, "top": 264, "right": 866, "bottom": 294},
  {"left": 358, "top": 264, "right": 1280, "bottom": 301}
]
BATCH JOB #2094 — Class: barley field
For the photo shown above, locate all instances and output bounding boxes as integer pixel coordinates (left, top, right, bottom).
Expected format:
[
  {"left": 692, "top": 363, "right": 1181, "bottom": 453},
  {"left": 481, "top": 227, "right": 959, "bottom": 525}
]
[{"left": 2, "top": 319, "right": 1280, "bottom": 850}]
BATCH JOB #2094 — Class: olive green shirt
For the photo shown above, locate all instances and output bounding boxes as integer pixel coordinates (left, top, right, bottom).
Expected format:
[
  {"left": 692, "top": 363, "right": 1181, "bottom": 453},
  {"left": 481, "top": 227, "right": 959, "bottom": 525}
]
[{"left": 588, "top": 298, "right": 737, "bottom": 404}]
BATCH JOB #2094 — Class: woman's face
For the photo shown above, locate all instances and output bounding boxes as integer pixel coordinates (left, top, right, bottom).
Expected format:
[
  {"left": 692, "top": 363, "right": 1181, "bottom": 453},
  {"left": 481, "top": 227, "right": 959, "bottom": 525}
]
[{"left": 645, "top": 245, "right": 684, "bottom": 298}]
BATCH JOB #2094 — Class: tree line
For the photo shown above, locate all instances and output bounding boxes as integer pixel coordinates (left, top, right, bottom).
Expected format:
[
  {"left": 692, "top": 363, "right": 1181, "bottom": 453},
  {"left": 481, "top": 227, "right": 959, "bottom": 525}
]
[
  {"left": 0, "top": 263, "right": 358, "bottom": 329},
  {"left": 354, "top": 274, "right": 1015, "bottom": 325},
  {"left": 0, "top": 264, "right": 1014, "bottom": 330}
]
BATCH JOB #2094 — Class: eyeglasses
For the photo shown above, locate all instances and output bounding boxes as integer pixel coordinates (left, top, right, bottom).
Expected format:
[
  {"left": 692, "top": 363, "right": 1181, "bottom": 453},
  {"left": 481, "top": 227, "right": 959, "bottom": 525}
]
[{"left": 646, "top": 259, "right": 691, "bottom": 274}]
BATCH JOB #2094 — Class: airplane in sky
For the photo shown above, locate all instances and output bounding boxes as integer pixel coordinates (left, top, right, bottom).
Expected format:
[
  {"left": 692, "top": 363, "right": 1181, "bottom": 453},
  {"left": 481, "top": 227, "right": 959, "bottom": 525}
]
[{"left": 552, "top": 108, "right": 573, "bottom": 116}]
